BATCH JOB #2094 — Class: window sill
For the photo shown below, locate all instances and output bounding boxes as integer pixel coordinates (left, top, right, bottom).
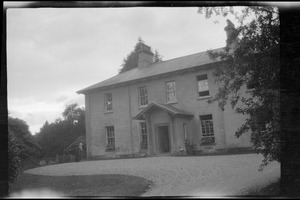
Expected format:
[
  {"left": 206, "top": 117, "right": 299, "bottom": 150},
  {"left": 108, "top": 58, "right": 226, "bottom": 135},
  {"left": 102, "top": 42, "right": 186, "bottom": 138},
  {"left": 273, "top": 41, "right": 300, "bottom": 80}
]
[
  {"left": 104, "top": 110, "right": 113, "bottom": 114},
  {"left": 197, "top": 96, "right": 211, "bottom": 100},
  {"left": 166, "top": 101, "right": 178, "bottom": 105},
  {"left": 200, "top": 143, "right": 217, "bottom": 146},
  {"left": 105, "top": 148, "right": 115, "bottom": 152},
  {"left": 138, "top": 105, "right": 148, "bottom": 109}
]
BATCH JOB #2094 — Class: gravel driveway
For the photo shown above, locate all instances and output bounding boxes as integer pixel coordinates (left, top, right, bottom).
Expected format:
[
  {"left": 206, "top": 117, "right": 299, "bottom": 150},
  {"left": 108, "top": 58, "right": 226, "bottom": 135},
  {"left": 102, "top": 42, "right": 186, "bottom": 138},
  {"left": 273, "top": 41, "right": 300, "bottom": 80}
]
[{"left": 25, "top": 153, "right": 280, "bottom": 197}]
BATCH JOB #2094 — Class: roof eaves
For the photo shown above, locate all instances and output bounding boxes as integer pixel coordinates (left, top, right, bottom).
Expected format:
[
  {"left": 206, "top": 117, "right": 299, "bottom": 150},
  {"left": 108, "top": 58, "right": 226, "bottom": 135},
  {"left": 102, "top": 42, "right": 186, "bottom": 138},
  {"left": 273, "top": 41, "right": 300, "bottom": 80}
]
[
  {"left": 77, "top": 47, "right": 227, "bottom": 95},
  {"left": 77, "top": 60, "right": 223, "bottom": 95}
]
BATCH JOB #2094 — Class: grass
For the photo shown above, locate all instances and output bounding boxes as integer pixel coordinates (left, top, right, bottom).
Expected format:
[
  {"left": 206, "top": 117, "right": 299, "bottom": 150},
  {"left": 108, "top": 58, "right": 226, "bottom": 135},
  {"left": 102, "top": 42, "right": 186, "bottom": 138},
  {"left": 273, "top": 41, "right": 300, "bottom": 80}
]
[
  {"left": 9, "top": 173, "right": 153, "bottom": 197},
  {"left": 242, "top": 179, "right": 280, "bottom": 197}
]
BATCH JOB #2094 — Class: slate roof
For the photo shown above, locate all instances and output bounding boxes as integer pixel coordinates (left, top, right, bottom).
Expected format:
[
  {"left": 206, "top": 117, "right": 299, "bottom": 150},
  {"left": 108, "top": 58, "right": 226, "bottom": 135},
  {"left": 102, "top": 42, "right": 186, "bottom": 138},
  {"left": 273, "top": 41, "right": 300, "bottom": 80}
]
[
  {"left": 77, "top": 47, "right": 224, "bottom": 94},
  {"left": 133, "top": 102, "right": 194, "bottom": 120}
]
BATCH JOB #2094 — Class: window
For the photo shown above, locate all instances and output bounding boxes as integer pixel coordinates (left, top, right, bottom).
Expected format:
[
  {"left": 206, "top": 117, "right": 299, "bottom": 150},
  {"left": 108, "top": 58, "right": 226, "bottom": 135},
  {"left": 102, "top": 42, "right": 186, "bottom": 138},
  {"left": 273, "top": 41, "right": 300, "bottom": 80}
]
[
  {"left": 197, "top": 74, "right": 209, "bottom": 97},
  {"left": 138, "top": 86, "right": 148, "bottom": 106},
  {"left": 166, "top": 81, "right": 177, "bottom": 103},
  {"left": 104, "top": 93, "right": 113, "bottom": 111},
  {"left": 106, "top": 126, "right": 115, "bottom": 149},
  {"left": 199, "top": 115, "right": 215, "bottom": 144},
  {"left": 140, "top": 122, "right": 148, "bottom": 149}
]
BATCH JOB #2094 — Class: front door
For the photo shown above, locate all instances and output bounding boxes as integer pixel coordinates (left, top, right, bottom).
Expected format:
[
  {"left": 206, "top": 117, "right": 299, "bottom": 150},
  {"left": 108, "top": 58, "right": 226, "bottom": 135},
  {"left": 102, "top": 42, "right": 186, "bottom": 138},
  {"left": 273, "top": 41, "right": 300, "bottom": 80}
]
[{"left": 157, "top": 125, "right": 170, "bottom": 154}]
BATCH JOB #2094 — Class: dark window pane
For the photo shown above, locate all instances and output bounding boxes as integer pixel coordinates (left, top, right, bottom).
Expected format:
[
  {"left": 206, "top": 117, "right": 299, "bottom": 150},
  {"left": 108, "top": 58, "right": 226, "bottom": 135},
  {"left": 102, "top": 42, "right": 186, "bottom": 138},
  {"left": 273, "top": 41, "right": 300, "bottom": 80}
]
[
  {"left": 200, "top": 115, "right": 213, "bottom": 121},
  {"left": 140, "top": 122, "right": 147, "bottom": 146},
  {"left": 105, "top": 93, "right": 113, "bottom": 111},
  {"left": 139, "top": 87, "right": 148, "bottom": 106},
  {"left": 197, "top": 74, "right": 208, "bottom": 81}
]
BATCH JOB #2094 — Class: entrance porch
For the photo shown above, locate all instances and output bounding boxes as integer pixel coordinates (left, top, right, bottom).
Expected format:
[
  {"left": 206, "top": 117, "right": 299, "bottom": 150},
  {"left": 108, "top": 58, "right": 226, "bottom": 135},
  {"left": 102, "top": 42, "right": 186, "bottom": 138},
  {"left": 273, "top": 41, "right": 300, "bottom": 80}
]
[{"left": 134, "top": 102, "right": 194, "bottom": 156}]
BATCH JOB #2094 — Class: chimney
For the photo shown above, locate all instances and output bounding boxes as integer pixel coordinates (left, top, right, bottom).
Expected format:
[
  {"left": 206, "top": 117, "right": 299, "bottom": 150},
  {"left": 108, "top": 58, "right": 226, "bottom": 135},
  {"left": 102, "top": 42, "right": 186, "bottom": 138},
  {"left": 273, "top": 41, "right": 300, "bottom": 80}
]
[
  {"left": 136, "top": 43, "right": 154, "bottom": 69},
  {"left": 224, "top": 19, "right": 238, "bottom": 50}
]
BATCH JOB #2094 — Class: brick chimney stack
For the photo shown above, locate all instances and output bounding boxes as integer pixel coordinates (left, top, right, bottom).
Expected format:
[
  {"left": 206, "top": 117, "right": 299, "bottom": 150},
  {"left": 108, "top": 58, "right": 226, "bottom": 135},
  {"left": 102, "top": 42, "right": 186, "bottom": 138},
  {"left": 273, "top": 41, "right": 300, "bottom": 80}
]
[{"left": 136, "top": 43, "right": 154, "bottom": 69}]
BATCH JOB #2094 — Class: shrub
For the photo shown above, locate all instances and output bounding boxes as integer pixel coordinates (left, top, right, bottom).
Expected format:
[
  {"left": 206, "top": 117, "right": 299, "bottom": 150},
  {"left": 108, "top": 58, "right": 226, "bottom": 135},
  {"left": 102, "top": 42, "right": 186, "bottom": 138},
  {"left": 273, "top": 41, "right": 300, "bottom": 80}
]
[
  {"left": 184, "top": 140, "right": 194, "bottom": 155},
  {"left": 8, "top": 129, "right": 21, "bottom": 183}
]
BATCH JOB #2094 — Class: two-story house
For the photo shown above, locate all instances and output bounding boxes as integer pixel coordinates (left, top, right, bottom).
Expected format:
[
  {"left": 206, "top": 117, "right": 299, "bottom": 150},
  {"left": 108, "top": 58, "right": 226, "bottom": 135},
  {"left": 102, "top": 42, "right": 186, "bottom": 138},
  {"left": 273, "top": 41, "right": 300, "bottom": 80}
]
[{"left": 77, "top": 43, "right": 252, "bottom": 159}]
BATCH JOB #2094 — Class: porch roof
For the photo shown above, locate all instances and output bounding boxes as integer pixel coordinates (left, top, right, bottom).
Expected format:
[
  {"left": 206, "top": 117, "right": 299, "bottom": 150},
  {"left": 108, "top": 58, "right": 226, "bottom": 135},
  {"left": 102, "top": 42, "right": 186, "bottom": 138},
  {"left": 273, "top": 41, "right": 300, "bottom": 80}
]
[{"left": 133, "top": 102, "right": 194, "bottom": 120}]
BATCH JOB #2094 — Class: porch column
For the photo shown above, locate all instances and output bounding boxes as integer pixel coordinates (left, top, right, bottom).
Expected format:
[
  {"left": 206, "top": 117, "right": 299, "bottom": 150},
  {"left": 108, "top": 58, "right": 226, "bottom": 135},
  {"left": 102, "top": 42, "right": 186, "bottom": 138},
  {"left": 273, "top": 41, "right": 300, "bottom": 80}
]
[
  {"left": 145, "top": 114, "right": 153, "bottom": 155},
  {"left": 169, "top": 114, "right": 177, "bottom": 154}
]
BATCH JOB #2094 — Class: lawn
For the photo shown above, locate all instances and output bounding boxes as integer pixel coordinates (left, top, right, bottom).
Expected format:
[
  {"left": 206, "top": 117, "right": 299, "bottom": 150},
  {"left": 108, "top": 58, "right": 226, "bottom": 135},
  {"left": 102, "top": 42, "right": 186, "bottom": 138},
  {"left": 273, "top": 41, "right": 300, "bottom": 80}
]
[
  {"left": 9, "top": 173, "right": 153, "bottom": 197},
  {"left": 243, "top": 179, "right": 280, "bottom": 197}
]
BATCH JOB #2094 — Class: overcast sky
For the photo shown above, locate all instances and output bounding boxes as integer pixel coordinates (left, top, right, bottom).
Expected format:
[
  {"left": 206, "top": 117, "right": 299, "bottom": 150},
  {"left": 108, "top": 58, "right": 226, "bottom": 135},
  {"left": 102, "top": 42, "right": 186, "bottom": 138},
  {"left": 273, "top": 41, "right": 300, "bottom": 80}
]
[{"left": 7, "top": 6, "right": 242, "bottom": 135}]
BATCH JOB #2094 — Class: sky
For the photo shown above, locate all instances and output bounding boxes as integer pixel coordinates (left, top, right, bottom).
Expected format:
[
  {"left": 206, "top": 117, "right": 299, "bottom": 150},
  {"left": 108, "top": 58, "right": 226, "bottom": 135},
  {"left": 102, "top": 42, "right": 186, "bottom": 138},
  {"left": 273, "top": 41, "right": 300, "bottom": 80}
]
[{"left": 7, "top": 5, "right": 243, "bottom": 135}]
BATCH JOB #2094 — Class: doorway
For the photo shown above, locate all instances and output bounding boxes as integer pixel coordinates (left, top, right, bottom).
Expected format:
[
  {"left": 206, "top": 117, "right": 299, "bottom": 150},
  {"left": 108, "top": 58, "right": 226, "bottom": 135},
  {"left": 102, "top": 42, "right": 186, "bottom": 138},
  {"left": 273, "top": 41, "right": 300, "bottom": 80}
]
[{"left": 156, "top": 125, "right": 170, "bottom": 154}]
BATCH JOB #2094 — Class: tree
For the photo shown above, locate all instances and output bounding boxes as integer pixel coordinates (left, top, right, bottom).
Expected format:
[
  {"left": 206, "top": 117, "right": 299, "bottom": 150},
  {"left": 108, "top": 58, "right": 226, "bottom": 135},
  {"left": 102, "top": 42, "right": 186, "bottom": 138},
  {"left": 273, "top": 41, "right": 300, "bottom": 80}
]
[
  {"left": 8, "top": 129, "right": 21, "bottom": 183},
  {"left": 153, "top": 49, "right": 163, "bottom": 63},
  {"left": 35, "top": 119, "right": 69, "bottom": 158},
  {"left": 119, "top": 37, "right": 163, "bottom": 73},
  {"left": 62, "top": 103, "right": 84, "bottom": 125},
  {"left": 64, "top": 135, "right": 86, "bottom": 155},
  {"left": 8, "top": 116, "right": 41, "bottom": 182},
  {"left": 62, "top": 103, "right": 86, "bottom": 140},
  {"left": 8, "top": 116, "right": 41, "bottom": 163},
  {"left": 198, "top": 6, "right": 280, "bottom": 170},
  {"left": 35, "top": 103, "right": 86, "bottom": 158}
]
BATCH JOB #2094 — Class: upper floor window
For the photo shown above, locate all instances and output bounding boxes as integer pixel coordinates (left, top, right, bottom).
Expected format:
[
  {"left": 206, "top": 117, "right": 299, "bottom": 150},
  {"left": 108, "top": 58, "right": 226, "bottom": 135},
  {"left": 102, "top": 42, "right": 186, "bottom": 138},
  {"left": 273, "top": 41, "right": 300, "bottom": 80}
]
[
  {"left": 106, "top": 126, "right": 115, "bottom": 149},
  {"left": 197, "top": 74, "right": 209, "bottom": 97},
  {"left": 138, "top": 86, "right": 148, "bottom": 106},
  {"left": 104, "top": 93, "right": 113, "bottom": 111},
  {"left": 166, "top": 81, "right": 177, "bottom": 103},
  {"left": 200, "top": 114, "right": 215, "bottom": 145}
]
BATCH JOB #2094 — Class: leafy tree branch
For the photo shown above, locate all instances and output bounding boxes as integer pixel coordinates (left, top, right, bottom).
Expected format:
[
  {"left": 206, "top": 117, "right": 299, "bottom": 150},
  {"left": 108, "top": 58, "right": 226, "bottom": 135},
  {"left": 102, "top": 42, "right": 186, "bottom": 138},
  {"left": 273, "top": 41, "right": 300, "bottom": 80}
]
[{"left": 198, "top": 6, "right": 280, "bottom": 170}]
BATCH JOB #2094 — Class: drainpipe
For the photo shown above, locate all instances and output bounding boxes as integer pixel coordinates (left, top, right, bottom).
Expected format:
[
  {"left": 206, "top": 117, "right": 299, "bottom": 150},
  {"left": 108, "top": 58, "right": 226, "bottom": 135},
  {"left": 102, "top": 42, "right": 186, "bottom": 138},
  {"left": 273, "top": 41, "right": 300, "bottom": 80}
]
[{"left": 128, "top": 85, "right": 134, "bottom": 157}]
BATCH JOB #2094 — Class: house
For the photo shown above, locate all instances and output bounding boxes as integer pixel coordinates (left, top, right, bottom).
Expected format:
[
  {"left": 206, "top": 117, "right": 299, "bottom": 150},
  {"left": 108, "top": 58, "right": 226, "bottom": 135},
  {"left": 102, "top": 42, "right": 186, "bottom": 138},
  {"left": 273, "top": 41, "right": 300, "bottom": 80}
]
[{"left": 77, "top": 40, "right": 252, "bottom": 159}]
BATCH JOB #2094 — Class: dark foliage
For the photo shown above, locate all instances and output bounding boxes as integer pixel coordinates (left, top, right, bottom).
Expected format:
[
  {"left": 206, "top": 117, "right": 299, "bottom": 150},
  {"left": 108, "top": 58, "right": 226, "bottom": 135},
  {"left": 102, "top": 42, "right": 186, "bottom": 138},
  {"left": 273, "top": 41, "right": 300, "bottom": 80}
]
[
  {"left": 8, "top": 116, "right": 41, "bottom": 183},
  {"left": 198, "top": 6, "right": 280, "bottom": 170},
  {"left": 64, "top": 135, "right": 86, "bottom": 155},
  {"left": 184, "top": 140, "right": 195, "bottom": 155},
  {"left": 119, "top": 37, "right": 163, "bottom": 73},
  {"left": 35, "top": 103, "right": 86, "bottom": 158},
  {"left": 9, "top": 173, "right": 152, "bottom": 197},
  {"left": 8, "top": 129, "right": 21, "bottom": 183}
]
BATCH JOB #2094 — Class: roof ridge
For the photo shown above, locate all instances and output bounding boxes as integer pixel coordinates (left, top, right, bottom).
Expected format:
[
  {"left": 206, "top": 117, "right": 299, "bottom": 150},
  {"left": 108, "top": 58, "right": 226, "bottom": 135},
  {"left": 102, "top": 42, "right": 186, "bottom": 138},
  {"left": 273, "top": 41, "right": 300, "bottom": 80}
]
[
  {"left": 77, "top": 47, "right": 225, "bottom": 94},
  {"left": 148, "top": 47, "right": 225, "bottom": 67}
]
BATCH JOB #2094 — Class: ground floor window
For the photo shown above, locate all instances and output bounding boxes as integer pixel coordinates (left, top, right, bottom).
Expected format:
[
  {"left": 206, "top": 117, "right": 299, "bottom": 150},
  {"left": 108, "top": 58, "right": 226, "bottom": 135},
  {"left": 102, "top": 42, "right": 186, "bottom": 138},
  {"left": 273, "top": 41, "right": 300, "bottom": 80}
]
[
  {"left": 106, "top": 126, "right": 115, "bottom": 150},
  {"left": 140, "top": 122, "right": 148, "bottom": 149},
  {"left": 200, "top": 114, "right": 215, "bottom": 144}
]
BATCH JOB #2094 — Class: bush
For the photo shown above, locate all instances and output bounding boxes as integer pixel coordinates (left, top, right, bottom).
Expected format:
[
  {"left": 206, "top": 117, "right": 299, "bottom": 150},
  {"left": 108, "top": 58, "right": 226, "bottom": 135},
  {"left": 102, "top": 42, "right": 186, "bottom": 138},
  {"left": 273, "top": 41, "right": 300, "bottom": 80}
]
[
  {"left": 184, "top": 140, "right": 194, "bottom": 155},
  {"left": 8, "top": 129, "right": 21, "bottom": 183}
]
